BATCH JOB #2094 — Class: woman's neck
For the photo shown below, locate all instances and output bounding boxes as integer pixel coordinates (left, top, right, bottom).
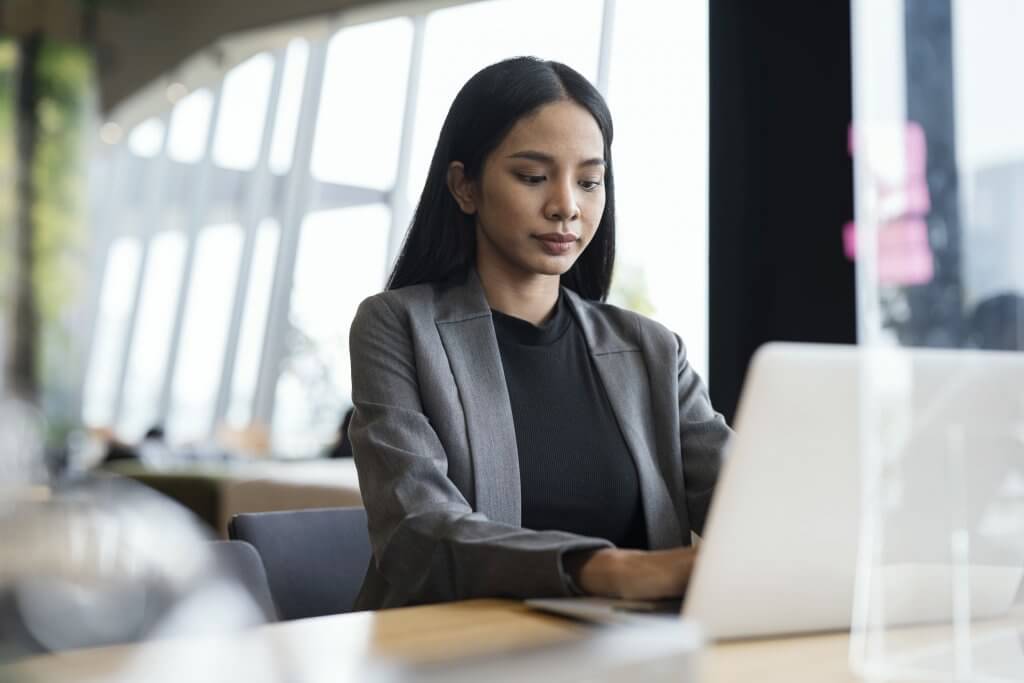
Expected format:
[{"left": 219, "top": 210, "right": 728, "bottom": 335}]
[{"left": 477, "top": 259, "right": 560, "bottom": 326}]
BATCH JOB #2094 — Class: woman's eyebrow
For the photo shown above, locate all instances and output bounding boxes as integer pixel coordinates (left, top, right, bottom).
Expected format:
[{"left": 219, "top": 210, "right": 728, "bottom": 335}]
[{"left": 506, "top": 150, "right": 606, "bottom": 167}]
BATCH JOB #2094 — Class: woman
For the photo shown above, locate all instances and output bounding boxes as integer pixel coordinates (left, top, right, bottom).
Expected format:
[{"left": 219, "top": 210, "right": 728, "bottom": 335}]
[{"left": 348, "top": 57, "right": 731, "bottom": 610}]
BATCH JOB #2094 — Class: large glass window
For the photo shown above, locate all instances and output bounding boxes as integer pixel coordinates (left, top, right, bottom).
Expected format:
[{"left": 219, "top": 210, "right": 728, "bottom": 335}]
[
  {"left": 128, "top": 117, "right": 165, "bottom": 158},
  {"left": 268, "top": 39, "right": 309, "bottom": 176},
  {"left": 226, "top": 219, "right": 280, "bottom": 427},
  {"left": 271, "top": 205, "right": 391, "bottom": 456},
  {"left": 213, "top": 53, "right": 274, "bottom": 171},
  {"left": 82, "top": 237, "right": 142, "bottom": 427},
  {"left": 166, "top": 224, "right": 244, "bottom": 442},
  {"left": 311, "top": 19, "right": 413, "bottom": 189},
  {"left": 606, "top": 0, "right": 710, "bottom": 379},
  {"left": 118, "top": 229, "right": 187, "bottom": 440},
  {"left": 167, "top": 89, "right": 214, "bottom": 164}
]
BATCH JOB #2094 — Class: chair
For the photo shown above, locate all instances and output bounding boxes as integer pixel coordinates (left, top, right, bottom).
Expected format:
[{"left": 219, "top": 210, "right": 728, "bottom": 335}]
[
  {"left": 228, "top": 506, "right": 371, "bottom": 620},
  {"left": 208, "top": 540, "right": 278, "bottom": 622}
]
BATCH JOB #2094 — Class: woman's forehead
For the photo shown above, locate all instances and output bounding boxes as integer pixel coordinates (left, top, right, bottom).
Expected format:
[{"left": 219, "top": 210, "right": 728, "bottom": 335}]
[{"left": 498, "top": 100, "right": 605, "bottom": 159}]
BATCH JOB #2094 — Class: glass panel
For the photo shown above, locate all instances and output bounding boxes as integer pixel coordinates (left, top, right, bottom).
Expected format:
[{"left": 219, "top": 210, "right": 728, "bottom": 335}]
[
  {"left": 117, "top": 229, "right": 188, "bottom": 441},
  {"left": 166, "top": 224, "right": 244, "bottom": 443},
  {"left": 226, "top": 219, "right": 280, "bottom": 427},
  {"left": 213, "top": 53, "right": 274, "bottom": 171},
  {"left": 167, "top": 88, "right": 214, "bottom": 164},
  {"left": 81, "top": 237, "right": 142, "bottom": 427},
  {"left": 606, "top": 0, "right": 710, "bottom": 381},
  {"left": 269, "top": 39, "right": 309, "bottom": 175},
  {"left": 407, "top": 0, "right": 604, "bottom": 204},
  {"left": 128, "top": 117, "right": 165, "bottom": 158},
  {"left": 272, "top": 205, "right": 390, "bottom": 456},
  {"left": 311, "top": 18, "right": 413, "bottom": 189},
  {"left": 850, "top": 2, "right": 1024, "bottom": 679},
  {"left": 955, "top": 0, "right": 1024, "bottom": 349}
]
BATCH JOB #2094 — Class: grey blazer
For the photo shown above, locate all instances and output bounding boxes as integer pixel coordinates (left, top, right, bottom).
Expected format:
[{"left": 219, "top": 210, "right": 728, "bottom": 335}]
[{"left": 348, "top": 270, "right": 731, "bottom": 610}]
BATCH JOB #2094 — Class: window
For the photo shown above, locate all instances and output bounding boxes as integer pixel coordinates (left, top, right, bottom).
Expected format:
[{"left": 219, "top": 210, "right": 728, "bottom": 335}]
[
  {"left": 128, "top": 117, "right": 165, "bottom": 158},
  {"left": 311, "top": 19, "right": 413, "bottom": 189},
  {"left": 82, "top": 237, "right": 142, "bottom": 427},
  {"left": 606, "top": 0, "right": 710, "bottom": 379},
  {"left": 213, "top": 53, "right": 275, "bottom": 171},
  {"left": 167, "top": 89, "right": 214, "bottom": 164},
  {"left": 271, "top": 205, "right": 391, "bottom": 456},
  {"left": 118, "top": 229, "right": 187, "bottom": 440},
  {"left": 166, "top": 224, "right": 244, "bottom": 442},
  {"left": 268, "top": 39, "right": 309, "bottom": 175},
  {"left": 226, "top": 219, "right": 280, "bottom": 427}
]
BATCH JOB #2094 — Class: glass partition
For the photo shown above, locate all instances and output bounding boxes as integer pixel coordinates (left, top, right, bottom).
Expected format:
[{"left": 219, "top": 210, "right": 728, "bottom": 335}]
[{"left": 850, "top": 1, "right": 1024, "bottom": 678}]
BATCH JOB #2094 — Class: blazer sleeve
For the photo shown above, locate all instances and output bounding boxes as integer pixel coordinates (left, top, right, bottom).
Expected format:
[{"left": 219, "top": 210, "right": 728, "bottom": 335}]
[
  {"left": 348, "top": 295, "right": 612, "bottom": 605},
  {"left": 675, "top": 334, "right": 732, "bottom": 537}
]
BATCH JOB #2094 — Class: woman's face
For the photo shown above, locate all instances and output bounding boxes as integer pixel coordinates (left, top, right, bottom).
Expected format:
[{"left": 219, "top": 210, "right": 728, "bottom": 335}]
[{"left": 452, "top": 99, "right": 607, "bottom": 282}]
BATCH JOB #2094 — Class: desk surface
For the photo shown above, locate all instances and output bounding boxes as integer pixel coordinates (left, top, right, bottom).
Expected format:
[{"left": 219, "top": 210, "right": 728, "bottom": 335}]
[
  {"left": 13, "top": 599, "right": 1024, "bottom": 682},
  {"left": 5, "top": 599, "right": 869, "bottom": 683}
]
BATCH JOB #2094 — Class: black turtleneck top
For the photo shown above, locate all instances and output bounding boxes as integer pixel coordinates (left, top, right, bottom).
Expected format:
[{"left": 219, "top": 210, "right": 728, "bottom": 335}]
[{"left": 491, "top": 293, "right": 648, "bottom": 549}]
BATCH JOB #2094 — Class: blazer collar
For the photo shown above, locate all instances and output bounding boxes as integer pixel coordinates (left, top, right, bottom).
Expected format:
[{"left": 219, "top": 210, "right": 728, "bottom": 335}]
[{"left": 433, "top": 269, "right": 640, "bottom": 355}]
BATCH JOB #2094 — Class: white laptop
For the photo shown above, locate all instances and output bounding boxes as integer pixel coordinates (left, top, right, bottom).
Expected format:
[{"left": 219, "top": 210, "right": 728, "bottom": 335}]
[{"left": 528, "top": 343, "right": 1024, "bottom": 640}]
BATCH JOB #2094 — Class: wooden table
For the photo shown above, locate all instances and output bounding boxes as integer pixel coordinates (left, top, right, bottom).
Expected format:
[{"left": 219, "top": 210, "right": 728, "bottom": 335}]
[{"left": 6, "top": 599, "right": 1019, "bottom": 682}]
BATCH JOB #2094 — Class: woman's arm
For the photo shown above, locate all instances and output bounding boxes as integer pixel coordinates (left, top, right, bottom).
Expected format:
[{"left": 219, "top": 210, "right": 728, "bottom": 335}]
[
  {"left": 675, "top": 333, "right": 732, "bottom": 536},
  {"left": 349, "top": 295, "right": 612, "bottom": 605}
]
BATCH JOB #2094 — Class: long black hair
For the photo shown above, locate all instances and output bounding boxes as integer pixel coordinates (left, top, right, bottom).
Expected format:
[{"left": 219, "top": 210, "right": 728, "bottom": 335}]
[{"left": 387, "top": 57, "right": 616, "bottom": 301}]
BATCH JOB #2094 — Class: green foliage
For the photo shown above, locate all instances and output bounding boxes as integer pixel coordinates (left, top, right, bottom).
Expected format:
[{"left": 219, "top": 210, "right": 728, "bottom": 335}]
[
  {"left": 33, "top": 41, "right": 95, "bottom": 436},
  {"left": 32, "top": 42, "right": 92, "bottom": 325},
  {"left": 0, "top": 40, "right": 15, "bottom": 305},
  {"left": 0, "top": 38, "right": 94, "bottom": 434}
]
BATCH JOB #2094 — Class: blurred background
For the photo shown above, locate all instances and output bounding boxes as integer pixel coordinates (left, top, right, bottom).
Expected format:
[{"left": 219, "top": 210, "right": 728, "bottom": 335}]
[{"left": 0, "top": 0, "right": 712, "bottom": 463}]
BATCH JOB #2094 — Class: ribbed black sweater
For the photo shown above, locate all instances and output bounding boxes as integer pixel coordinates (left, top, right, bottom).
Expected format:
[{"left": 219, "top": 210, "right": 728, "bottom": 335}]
[{"left": 491, "top": 293, "right": 648, "bottom": 549}]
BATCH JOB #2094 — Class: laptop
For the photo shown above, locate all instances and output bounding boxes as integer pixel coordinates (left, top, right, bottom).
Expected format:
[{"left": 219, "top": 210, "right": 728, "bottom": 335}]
[{"left": 528, "top": 343, "right": 1024, "bottom": 639}]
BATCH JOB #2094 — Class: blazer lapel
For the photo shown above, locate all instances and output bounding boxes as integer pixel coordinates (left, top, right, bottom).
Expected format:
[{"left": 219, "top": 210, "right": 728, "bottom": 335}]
[
  {"left": 435, "top": 271, "right": 522, "bottom": 526},
  {"left": 564, "top": 290, "right": 684, "bottom": 549}
]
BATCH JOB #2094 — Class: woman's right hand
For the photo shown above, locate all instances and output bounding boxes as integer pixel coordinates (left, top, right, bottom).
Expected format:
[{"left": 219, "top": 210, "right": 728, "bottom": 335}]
[{"left": 566, "top": 546, "right": 698, "bottom": 600}]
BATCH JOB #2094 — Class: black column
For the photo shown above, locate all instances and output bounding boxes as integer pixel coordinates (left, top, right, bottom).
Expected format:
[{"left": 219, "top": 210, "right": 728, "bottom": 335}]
[
  {"left": 709, "top": 1, "right": 856, "bottom": 423},
  {"left": 898, "top": 0, "right": 964, "bottom": 346}
]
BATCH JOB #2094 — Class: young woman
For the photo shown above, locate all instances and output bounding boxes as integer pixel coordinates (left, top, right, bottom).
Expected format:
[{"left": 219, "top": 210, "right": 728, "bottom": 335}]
[{"left": 348, "top": 57, "right": 731, "bottom": 609}]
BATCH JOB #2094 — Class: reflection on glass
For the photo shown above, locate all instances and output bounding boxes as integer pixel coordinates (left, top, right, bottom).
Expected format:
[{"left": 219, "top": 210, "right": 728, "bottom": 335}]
[
  {"left": 81, "top": 237, "right": 142, "bottom": 428},
  {"left": 227, "top": 220, "right": 280, "bottom": 428},
  {"left": 272, "top": 206, "right": 390, "bottom": 456},
  {"left": 311, "top": 18, "right": 413, "bottom": 189},
  {"left": 269, "top": 39, "right": 309, "bottom": 175},
  {"left": 167, "top": 224, "right": 244, "bottom": 443},
  {"left": 407, "top": 0, "right": 603, "bottom": 204},
  {"left": 606, "top": 0, "right": 709, "bottom": 381},
  {"left": 118, "top": 230, "right": 188, "bottom": 441},
  {"left": 213, "top": 53, "right": 274, "bottom": 171},
  {"left": 127, "top": 117, "right": 165, "bottom": 158},
  {"left": 166, "top": 89, "right": 214, "bottom": 164}
]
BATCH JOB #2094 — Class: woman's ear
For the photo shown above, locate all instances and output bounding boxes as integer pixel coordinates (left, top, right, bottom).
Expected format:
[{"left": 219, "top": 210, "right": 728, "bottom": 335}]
[{"left": 447, "top": 161, "right": 477, "bottom": 215}]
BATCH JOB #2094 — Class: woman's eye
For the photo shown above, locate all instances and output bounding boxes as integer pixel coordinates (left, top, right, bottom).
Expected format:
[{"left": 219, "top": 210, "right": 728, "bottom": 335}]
[
  {"left": 517, "top": 174, "right": 546, "bottom": 184},
  {"left": 579, "top": 180, "right": 603, "bottom": 191}
]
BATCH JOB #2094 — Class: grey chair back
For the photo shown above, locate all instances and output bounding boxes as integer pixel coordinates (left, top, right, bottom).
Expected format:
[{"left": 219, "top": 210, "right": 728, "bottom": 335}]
[
  {"left": 208, "top": 539, "right": 278, "bottom": 622},
  {"left": 228, "top": 506, "right": 371, "bottom": 620}
]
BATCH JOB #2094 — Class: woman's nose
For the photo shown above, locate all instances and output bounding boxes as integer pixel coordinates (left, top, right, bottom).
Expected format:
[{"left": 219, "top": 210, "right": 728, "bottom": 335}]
[{"left": 544, "top": 181, "right": 580, "bottom": 222}]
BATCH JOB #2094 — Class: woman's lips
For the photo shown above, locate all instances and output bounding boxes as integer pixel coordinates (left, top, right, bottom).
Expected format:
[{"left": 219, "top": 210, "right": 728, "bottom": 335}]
[{"left": 534, "top": 233, "right": 579, "bottom": 255}]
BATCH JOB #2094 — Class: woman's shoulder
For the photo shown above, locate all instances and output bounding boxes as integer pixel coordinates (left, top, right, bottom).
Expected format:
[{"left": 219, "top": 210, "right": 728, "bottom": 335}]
[{"left": 568, "top": 294, "right": 681, "bottom": 350}]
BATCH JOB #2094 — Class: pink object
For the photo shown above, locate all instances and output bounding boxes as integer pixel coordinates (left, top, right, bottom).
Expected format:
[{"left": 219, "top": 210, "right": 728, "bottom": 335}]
[{"left": 843, "top": 121, "right": 935, "bottom": 286}]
